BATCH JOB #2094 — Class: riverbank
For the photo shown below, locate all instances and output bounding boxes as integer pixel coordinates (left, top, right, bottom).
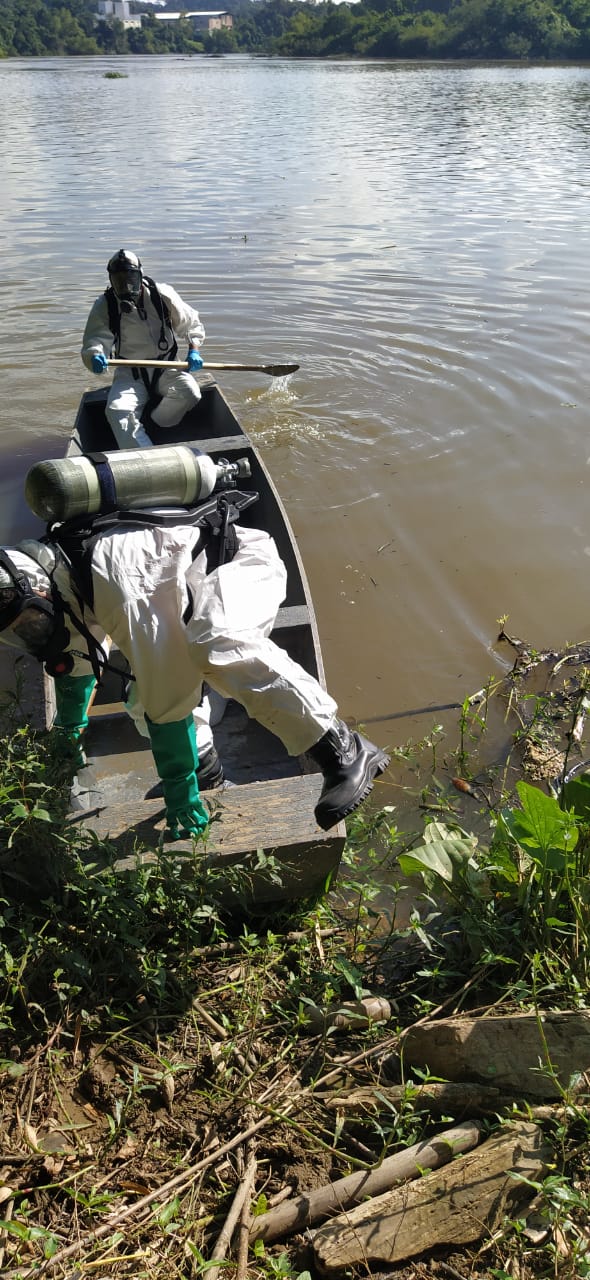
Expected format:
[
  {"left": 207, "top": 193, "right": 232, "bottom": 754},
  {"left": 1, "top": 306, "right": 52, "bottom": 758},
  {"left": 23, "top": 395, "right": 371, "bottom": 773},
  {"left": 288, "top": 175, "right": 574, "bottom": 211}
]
[{"left": 1, "top": 639, "right": 590, "bottom": 1278}]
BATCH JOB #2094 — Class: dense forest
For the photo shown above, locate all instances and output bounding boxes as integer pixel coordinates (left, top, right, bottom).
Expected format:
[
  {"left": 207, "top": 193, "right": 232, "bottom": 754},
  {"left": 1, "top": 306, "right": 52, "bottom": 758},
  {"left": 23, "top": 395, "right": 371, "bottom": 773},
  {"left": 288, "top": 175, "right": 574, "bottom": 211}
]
[{"left": 1, "top": 0, "right": 590, "bottom": 60}]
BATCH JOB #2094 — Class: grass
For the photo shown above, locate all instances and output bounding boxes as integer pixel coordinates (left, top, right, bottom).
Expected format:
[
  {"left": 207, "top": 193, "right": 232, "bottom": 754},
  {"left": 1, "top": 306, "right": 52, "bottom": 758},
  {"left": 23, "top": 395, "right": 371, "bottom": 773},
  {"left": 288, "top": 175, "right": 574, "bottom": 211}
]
[{"left": 2, "top": 642, "right": 590, "bottom": 1277}]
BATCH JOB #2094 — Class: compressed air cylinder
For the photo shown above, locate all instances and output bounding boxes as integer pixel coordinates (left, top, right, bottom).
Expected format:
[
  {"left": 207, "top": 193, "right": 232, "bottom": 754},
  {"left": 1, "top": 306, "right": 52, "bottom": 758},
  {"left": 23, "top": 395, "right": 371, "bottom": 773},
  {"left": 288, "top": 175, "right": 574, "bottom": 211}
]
[{"left": 25, "top": 446, "right": 219, "bottom": 523}]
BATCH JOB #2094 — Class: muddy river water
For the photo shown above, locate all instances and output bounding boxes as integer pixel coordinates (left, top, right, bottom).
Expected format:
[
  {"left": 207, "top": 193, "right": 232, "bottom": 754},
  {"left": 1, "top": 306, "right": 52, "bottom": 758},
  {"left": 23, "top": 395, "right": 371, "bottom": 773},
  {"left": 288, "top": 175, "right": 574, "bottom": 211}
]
[{"left": 1, "top": 55, "right": 590, "bottom": 793}]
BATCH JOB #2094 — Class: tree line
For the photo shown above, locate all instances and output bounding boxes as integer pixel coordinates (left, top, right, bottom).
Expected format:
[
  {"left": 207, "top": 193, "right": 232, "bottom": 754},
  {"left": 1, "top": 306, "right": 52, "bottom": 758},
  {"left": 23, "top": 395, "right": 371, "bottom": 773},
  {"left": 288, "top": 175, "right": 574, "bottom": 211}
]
[{"left": 1, "top": 0, "right": 590, "bottom": 60}]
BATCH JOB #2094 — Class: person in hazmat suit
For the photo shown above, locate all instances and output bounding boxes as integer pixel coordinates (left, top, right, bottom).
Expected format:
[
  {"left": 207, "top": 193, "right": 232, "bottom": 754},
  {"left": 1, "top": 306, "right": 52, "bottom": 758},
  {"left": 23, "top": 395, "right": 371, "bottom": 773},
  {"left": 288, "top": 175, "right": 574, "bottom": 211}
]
[
  {"left": 81, "top": 248, "right": 221, "bottom": 779},
  {"left": 81, "top": 250, "right": 205, "bottom": 451},
  {"left": 0, "top": 525, "right": 390, "bottom": 841}
]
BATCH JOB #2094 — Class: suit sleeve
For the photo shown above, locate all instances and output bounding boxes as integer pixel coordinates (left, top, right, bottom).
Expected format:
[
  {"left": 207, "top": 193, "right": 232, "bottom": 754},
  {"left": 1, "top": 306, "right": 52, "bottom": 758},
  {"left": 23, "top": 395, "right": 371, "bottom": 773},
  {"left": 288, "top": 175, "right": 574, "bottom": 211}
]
[
  {"left": 159, "top": 283, "right": 205, "bottom": 349},
  {"left": 81, "top": 295, "right": 116, "bottom": 371}
]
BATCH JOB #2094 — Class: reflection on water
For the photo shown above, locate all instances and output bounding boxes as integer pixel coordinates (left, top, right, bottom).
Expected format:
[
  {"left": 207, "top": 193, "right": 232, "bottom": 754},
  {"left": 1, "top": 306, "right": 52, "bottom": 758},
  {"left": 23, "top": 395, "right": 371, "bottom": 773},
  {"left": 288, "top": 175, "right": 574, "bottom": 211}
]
[{"left": 1, "top": 56, "right": 590, "bottom": 766}]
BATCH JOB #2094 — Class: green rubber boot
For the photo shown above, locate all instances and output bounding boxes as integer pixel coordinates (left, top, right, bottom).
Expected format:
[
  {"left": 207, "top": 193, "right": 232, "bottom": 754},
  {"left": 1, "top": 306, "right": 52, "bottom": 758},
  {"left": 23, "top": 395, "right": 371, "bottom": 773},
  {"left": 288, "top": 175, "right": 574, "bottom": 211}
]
[{"left": 146, "top": 714, "right": 209, "bottom": 840}]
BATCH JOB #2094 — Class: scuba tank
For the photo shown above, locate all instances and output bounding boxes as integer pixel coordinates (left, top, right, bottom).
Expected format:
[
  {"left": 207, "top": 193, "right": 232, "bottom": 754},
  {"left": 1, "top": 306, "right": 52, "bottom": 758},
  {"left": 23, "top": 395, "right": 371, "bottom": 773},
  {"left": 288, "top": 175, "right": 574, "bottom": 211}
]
[{"left": 25, "top": 446, "right": 251, "bottom": 523}]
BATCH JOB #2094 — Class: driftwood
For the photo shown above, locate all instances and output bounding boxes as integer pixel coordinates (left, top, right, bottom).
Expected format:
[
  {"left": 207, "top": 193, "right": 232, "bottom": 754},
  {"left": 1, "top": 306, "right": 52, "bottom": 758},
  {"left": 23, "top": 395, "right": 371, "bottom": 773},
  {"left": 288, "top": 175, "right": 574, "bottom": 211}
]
[
  {"left": 249, "top": 1120, "right": 481, "bottom": 1244},
  {"left": 324, "top": 1080, "right": 506, "bottom": 1118},
  {"left": 400, "top": 1011, "right": 590, "bottom": 1099},
  {"left": 311, "top": 1121, "right": 549, "bottom": 1273}
]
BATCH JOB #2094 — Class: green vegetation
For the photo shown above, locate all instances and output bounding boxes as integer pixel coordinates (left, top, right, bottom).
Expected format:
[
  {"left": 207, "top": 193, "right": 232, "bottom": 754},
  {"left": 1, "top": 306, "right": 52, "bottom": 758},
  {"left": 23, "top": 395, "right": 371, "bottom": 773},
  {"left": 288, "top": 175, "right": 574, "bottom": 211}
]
[
  {"left": 1, "top": 642, "right": 590, "bottom": 1275},
  {"left": 1, "top": 0, "right": 590, "bottom": 60}
]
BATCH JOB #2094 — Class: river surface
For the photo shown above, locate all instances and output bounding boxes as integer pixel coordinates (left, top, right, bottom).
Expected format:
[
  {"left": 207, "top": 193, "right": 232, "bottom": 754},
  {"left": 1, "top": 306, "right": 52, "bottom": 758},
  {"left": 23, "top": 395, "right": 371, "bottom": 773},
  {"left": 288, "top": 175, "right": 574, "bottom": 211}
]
[{"left": 1, "top": 54, "right": 590, "bottom": 775}]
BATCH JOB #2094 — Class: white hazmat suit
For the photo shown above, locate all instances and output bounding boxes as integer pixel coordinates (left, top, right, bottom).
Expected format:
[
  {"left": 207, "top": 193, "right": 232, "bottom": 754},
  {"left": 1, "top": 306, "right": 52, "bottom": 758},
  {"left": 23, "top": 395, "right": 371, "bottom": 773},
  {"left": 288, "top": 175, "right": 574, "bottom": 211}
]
[
  {"left": 55, "top": 521, "right": 337, "bottom": 750},
  {"left": 53, "top": 520, "right": 338, "bottom": 836},
  {"left": 0, "top": 529, "right": 388, "bottom": 837},
  {"left": 81, "top": 282, "right": 205, "bottom": 450}
]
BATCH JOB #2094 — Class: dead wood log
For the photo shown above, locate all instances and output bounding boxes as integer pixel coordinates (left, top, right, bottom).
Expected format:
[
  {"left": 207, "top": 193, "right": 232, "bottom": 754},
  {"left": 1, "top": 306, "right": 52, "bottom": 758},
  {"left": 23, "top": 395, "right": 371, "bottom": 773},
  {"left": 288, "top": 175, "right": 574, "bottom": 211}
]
[
  {"left": 311, "top": 1120, "right": 549, "bottom": 1273},
  {"left": 399, "top": 1011, "right": 590, "bottom": 1099},
  {"left": 249, "top": 1120, "right": 481, "bottom": 1244},
  {"left": 324, "top": 1081, "right": 505, "bottom": 1118}
]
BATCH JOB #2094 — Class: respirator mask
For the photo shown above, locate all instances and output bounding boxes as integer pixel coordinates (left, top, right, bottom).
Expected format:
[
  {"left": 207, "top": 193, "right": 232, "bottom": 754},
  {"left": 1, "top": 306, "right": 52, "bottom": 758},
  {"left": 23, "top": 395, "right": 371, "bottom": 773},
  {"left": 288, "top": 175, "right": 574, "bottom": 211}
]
[
  {"left": 107, "top": 249, "right": 143, "bottom": 314},
  {"left": 0, "top": 546, "right": 69, "bottom": 666}
]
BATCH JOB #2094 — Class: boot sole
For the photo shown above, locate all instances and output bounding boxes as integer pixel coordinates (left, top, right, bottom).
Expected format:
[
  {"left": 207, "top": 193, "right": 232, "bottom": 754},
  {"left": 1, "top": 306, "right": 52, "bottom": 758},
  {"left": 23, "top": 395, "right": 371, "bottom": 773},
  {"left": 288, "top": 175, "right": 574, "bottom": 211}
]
[{"left": 315, "top": 748, "right": 390, "bottom": 831}]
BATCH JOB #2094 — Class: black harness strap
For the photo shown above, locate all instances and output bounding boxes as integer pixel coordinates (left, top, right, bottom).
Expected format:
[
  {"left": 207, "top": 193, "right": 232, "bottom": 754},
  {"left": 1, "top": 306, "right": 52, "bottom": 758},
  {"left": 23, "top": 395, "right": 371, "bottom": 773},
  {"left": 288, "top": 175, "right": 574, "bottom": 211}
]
[
  {"left": 104, "top": 279, "right": 177, "bottom": 362},
  {"left": 143, "top": 276, "right": 177, "bottom": 358},
  {"left": 44, "top": 597, "right": 112, "bottom": 684}
]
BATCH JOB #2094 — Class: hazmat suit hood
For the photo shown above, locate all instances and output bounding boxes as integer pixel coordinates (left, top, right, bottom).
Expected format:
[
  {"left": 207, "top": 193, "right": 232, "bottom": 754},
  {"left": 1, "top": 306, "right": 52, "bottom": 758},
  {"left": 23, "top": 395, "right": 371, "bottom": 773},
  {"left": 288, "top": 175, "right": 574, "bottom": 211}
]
[{"left": 0, "top": 543, "right": 57, "bottom": 656}]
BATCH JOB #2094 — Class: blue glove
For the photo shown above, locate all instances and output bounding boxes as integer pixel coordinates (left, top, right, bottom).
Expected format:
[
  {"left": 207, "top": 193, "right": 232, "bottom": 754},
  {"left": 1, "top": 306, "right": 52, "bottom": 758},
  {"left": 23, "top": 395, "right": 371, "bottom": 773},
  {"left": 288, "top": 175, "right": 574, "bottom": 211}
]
[
  {"left": 187, "top": 349, "right": 204, "bottom": 373},
  {"left": 91, "top": 352, "right": 108, "bottom": 375},
  {"left": 146, "top": 714, "right": 209, "bottom": 840}
]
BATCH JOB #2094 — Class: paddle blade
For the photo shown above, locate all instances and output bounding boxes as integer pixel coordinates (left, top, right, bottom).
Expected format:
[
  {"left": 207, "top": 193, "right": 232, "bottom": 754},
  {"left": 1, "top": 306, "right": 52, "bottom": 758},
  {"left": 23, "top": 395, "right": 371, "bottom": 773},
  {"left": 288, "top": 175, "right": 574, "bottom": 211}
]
[
  {"left": 203, "top": 361, "right": 300, "bottom": 376},
  {"left": 263, "top": 362, "right": 299, "bottom": 377}
]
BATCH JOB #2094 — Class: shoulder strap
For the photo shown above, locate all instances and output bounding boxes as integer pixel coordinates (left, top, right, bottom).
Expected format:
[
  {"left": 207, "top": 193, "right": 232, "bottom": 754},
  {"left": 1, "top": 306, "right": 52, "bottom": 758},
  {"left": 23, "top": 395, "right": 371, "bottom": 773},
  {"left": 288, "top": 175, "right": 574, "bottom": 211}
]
[
  {"left": 47, "top": 519, "right": 103, "bottom": 612},
  {"left": 143, "top": 277, "right": 177, "bottom": 358}
]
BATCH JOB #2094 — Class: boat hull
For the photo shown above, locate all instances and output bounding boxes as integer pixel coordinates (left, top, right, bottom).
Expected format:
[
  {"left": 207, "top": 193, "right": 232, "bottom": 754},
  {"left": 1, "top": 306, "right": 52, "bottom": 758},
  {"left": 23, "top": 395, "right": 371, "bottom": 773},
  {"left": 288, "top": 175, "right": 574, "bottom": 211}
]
[{"left": 54, "top": 384, "right": 346, "bottom": 904}]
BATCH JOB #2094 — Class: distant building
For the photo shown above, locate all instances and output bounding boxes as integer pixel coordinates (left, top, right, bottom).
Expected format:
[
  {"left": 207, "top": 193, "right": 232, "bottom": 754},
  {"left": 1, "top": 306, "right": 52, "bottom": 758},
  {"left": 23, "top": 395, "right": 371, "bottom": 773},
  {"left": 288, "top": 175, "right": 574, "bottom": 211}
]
[
  {"left": 153, "top": 10, "right": 233, "bottom": 31},
  {"left": 96, "top": 0, "right": 142, "bottom": 28}
]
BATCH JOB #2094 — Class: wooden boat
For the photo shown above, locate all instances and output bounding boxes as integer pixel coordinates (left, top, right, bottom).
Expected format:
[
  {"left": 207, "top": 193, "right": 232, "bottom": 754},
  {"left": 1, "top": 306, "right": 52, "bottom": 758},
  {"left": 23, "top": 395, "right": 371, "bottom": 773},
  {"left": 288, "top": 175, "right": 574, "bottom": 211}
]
[{"left": 50, "top": 381, "right": 346, "bottom": 905}]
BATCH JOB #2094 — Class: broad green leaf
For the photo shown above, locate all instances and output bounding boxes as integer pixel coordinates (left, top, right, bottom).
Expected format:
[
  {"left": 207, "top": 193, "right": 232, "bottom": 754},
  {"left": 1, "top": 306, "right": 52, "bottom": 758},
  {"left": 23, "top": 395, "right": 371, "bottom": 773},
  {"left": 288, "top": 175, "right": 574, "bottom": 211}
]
[
  {"left": 423, "top": 820, "right": 454, "bottom": 843},
  {"left": 31, "top": 807, "right": 52, "bottom": 823},
  {"left": 503, "top": 783, "right": 578, "bottom": 869},
  {"left": 9, "top": 803, "right": 28, "bottom": 819},
  {"left": 562, "top": 773, "right": 590, "bottom": 820},
  {"left": 0, "top": 1219, "right": 29, "bottom": 1239},
  {"left": 399, "top": 833, "right": 479, "bottom": 885}
]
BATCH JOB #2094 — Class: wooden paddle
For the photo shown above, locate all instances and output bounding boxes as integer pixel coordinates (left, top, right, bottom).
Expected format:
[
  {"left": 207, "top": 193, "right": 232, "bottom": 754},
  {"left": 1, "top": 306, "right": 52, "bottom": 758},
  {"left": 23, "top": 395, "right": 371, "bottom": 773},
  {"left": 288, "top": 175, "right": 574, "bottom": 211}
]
[{"left": 107, "top": 357, "right": 299, "bottom": 377}]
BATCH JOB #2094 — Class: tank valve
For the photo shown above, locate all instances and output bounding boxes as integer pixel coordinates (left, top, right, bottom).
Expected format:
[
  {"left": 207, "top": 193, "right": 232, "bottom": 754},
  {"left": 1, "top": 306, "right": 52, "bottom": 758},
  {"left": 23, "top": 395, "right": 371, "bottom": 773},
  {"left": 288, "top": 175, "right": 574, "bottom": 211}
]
[{"left": 214, "top": 457, "right": 252, "bottom": 489}]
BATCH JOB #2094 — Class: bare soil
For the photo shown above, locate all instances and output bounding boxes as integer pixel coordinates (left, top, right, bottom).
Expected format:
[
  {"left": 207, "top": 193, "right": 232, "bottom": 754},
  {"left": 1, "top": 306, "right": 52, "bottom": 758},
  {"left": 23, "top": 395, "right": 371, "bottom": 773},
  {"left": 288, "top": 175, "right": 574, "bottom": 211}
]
[{"left": 2, "top": 635, "right": 590, "bottom": 1277}]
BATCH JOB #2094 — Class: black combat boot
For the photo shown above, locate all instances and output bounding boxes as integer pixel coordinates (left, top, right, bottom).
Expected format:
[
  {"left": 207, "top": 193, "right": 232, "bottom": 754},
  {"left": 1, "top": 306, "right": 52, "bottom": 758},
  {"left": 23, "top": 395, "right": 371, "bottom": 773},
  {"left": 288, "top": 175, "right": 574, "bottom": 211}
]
[
  {"left": 307, "top": 719, "right": 389, "bottom": 831},
  {"left": 196, "top": 744, "right": 224, "bottom": 791}
]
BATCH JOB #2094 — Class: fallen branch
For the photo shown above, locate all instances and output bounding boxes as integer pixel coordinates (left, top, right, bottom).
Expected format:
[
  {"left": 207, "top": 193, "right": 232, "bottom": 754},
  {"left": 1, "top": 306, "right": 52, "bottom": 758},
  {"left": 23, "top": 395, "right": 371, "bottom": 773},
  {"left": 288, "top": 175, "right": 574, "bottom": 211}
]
[
  {"left": 235, "top": 1168, "right": 254, "bottom": 1280},
  {"left": 250, "top": 1120, "right": 481, "bottom": 1243},
  {"left": 206, "top": 1152, "right": 257, "bottom": 1280}
]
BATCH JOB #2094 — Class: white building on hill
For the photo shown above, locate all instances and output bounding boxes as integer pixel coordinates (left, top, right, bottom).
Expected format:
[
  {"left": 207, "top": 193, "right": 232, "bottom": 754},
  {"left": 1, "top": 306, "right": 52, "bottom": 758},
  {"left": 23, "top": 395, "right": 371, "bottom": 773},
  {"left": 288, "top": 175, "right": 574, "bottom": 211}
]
[
  {"left": 153, "top": 10, "right": 233, "bottom": 30},
  {"left": 96, "top": 0, "right": 142, "bottom": 28}
]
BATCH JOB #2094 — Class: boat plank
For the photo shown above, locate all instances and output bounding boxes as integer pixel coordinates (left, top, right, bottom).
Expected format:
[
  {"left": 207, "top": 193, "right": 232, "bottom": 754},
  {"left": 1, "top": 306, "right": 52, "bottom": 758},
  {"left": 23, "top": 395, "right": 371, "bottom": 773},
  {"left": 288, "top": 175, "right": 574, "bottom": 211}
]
[{"left": 70, "top": 774, "right": 345, "bottom": 903}]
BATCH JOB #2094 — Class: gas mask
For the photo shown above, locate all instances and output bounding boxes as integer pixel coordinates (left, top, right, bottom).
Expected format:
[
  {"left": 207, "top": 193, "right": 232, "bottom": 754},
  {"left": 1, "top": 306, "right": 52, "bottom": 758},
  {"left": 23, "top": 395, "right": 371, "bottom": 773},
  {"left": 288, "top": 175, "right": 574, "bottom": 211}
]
[
  {"left": 0, "top": 546, "right": 71, "bottom": 669},
  {"left": 109, "top": 267, "right": 143, "bottom": 313},
  {"left": 107, "top": 249, "right": 144, "bottom": 314}
]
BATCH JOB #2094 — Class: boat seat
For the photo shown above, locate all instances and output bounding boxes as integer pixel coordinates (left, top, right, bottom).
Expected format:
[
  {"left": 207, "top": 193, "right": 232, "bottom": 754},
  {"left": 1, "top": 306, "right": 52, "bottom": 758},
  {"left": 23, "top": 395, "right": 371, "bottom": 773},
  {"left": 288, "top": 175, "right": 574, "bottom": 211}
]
[
  {"left": 185, "top": 435, "right": 246, "bottom": 455},
  {"left": 272, "top": 605, "right": 311, "bottom": 630}
]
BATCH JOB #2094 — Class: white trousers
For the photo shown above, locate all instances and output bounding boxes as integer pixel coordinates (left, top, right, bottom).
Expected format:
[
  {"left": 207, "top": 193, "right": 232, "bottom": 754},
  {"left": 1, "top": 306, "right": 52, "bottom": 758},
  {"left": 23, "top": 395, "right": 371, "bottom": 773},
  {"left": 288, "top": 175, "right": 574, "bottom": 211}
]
[
  {"left": 184, "top": 528, "right": 338, "bottom": 757},
  {"left": 106, "top": 369, "right": 201, "bottom": 449},
  {"left": 126, "top": 684, "right": 224, "bottom": 756}
]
